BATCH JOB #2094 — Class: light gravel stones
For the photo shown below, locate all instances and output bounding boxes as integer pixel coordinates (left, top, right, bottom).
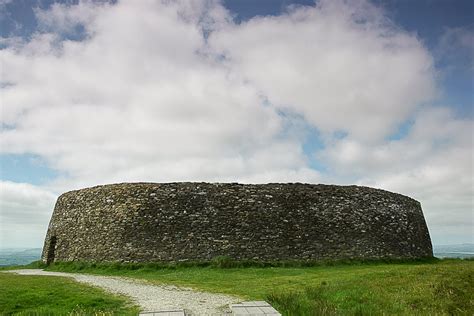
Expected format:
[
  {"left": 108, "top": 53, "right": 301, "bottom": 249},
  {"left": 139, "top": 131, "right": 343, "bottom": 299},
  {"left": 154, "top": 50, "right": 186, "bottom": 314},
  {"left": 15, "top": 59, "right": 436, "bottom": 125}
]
[
  {"left": 41, "top": 182, "right": 433, "bottom": 263},
  {"left": 6, "top": 269, "right": 238, "bottom": 315}
]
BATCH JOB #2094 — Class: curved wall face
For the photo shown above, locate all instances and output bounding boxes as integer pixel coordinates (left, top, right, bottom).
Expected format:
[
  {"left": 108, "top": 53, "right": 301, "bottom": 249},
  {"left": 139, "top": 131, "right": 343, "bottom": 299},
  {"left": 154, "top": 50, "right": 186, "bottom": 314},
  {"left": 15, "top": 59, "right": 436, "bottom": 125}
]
[{"left": 41, "top": 183, "right": 433, "bottom": 263}]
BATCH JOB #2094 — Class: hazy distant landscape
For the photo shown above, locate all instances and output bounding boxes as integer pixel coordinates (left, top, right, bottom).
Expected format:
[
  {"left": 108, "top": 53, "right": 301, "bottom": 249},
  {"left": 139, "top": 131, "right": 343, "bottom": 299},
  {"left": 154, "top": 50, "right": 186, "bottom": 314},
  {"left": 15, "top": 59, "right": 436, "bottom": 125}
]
[
  {"left": 1, "top": 244, "right": 473, "bottom": 266},
  {"left": 433, "top": 243, "right": 474, "bottom": 259},
  {"left": 0, "top": 248, "right": 42, "bottom": 266}
]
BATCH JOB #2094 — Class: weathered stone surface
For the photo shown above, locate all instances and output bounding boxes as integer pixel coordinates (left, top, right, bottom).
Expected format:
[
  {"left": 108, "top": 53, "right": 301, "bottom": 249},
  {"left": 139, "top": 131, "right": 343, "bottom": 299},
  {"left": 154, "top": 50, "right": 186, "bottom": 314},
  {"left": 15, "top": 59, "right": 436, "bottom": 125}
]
[
  {"left": 41, "top": 182, "right": 433, "bottom": 263},
  {"left": 231, "top": 301, "right": 281, "bottom": 315}
]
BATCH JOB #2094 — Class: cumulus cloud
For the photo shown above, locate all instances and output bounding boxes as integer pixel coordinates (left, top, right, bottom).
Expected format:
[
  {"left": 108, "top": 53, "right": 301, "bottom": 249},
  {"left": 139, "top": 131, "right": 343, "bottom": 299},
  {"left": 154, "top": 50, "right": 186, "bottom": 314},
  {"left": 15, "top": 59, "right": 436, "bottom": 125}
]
[
  {"left": 0, "top": 0, "right": 472, "bottom": 246},
  {"left": 320, "top": 106, "right": 473, "bottom": 244},
  {"left": 34, "top": 0, "right": 108, "bottom": 35},
  {"left": 0, "top": 181, "right": 57, "bottom": 248},
  {"left": 1, "top": 0, "right": 319, "bottom": 191},
  {"left": 209, "top": 0, "right": 436, "bottom": 142}
]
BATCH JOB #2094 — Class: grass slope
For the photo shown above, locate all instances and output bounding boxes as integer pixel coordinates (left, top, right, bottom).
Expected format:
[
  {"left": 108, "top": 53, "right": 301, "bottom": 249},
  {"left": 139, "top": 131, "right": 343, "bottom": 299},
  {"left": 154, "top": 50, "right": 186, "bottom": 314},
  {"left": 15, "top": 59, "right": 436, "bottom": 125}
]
[
  {"left": 45, "top": 259, "right": 473, "bottom": 316},
  {"left": 0, "top": 273, "right": 140, "bottom": 315}
]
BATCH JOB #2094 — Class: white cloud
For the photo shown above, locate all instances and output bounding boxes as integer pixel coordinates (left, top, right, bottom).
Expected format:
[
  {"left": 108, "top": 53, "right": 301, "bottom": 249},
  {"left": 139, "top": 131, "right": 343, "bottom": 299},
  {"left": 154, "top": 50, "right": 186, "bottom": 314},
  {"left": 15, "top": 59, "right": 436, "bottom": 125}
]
[
  {"left": 209, "top": 0, "right": 436, "bottom": 142},
  {"left": 0, "top": 181, "right": 57, "bottom": 248},
  {"left": 0, "top": 0, "right": 472, "bottom": 246},
  {"left": 320, "top": 106, "right": 473, "bottom": 244},
  {"left": 1, "top": 0, "right": 318, "bottom": 192},
  {"left": 34, "top": 0, "right": 108, "bottom": 35}
]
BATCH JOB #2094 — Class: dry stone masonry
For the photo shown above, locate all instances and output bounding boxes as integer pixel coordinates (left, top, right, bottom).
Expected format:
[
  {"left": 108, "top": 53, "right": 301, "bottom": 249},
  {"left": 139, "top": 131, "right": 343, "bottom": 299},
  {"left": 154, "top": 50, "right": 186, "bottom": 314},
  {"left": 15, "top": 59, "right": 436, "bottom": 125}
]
[{"left": 41, "top": 182, "right": 433, "bottom": 263}]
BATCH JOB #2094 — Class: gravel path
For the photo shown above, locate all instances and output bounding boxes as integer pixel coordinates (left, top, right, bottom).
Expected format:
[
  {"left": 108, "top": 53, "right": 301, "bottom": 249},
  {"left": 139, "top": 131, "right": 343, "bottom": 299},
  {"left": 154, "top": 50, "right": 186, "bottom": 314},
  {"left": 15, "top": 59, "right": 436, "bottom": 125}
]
[{"left": 6, "top": 269, "right": 240, "bottom": 315}]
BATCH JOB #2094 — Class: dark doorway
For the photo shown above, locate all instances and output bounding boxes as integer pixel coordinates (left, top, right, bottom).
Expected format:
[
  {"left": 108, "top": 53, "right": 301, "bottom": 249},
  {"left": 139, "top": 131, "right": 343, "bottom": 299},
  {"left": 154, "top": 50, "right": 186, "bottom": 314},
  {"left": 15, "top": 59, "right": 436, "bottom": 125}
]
[{"left": 46, "top": 236, "right": 57, "bottom": 264}]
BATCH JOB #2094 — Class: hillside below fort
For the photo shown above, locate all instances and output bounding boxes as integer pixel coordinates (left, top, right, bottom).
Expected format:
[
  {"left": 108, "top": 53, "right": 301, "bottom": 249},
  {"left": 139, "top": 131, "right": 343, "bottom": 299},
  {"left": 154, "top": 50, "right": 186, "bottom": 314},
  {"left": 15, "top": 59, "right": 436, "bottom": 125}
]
[{"left": 42, "top": 182, "right": 433, "bottom": 263}]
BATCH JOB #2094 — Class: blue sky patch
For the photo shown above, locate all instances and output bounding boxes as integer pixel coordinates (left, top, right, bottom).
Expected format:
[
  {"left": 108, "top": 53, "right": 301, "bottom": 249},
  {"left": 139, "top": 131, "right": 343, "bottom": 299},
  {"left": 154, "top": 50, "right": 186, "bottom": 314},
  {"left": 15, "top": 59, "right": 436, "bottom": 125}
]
[{"left": 0, "top": 154, "right": 58, "bottom": 185}]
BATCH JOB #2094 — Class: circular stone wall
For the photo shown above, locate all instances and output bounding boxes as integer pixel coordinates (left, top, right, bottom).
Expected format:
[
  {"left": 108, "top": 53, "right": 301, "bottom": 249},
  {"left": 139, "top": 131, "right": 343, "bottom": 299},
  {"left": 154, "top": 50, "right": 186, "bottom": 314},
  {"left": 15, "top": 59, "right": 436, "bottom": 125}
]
[{"left": 41, "top": 182, "right": 433, "bottom": 263}]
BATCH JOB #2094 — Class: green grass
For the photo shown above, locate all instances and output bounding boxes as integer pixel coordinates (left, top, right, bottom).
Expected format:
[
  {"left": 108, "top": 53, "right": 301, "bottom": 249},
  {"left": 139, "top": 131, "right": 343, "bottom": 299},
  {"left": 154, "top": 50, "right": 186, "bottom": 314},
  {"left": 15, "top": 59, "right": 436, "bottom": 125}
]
[
  {"left": 0, "top": 272, "right": 140, "bottom": 315},
  {"left": 0, "top": 260, "right": 48, "bottom": 271},
  {"left": 2, "top": 259, "right": 472, "bottom": 315},
  {"left": 44, "top": 258, "right": 473, "bottom": 316}
]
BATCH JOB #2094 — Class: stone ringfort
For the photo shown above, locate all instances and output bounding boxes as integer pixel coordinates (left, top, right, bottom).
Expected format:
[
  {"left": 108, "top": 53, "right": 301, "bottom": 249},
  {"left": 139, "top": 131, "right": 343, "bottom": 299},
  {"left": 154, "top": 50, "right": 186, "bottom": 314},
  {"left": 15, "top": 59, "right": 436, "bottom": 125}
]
[{"left": 41, "top": 182, "right": 433, "bottom": 263}]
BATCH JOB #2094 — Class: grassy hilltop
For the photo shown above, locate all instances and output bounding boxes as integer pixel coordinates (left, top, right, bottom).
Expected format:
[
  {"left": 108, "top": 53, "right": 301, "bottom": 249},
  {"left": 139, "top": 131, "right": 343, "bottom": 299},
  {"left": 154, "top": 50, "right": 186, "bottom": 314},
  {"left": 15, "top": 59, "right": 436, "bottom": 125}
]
[
  {"left": 0, "top": 272, "right": 139, "bottom": 315},
  {"left": 0, "top": 258, "right": 473, "bottom": 315}
]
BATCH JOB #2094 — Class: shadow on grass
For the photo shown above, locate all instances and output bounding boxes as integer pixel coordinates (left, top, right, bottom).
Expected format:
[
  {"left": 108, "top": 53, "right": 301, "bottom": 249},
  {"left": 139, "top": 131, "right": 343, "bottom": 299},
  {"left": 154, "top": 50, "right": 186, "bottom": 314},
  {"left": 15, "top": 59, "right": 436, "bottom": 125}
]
[{"left": 37, "top": 255, "right": 444, "bottom": 272}]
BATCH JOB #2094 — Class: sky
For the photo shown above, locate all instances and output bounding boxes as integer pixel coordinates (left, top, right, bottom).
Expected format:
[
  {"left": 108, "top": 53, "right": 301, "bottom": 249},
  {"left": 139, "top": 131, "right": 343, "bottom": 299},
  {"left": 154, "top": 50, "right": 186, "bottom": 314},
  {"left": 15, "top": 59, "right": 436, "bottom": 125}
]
[{"left": 0, "top": 0, "right": 472, "bottom": 248}]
